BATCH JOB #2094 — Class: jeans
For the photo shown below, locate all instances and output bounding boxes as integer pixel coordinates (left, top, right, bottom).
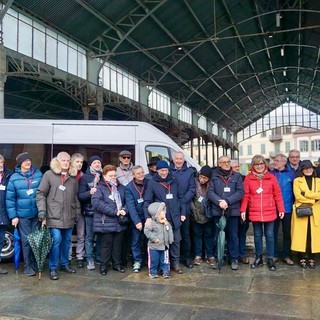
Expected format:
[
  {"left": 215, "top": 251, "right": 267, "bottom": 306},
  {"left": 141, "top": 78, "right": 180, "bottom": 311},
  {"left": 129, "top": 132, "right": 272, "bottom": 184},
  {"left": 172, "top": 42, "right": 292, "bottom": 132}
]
[
  {"left": 49, "top": 227, "right": 73, "bottom": 270},
  {"left": 191, "top": 220, "right": 215, "bottom": 258},
  {"left": 131, "top": 223, "right": 147, "bottom": 264},
  {"left": 148, "top": 247, "right": 170, "bottom": 276},
  {"left": 239, "top": 218, "right": 249, "bottom": 257},
  {"left": 180, "top": 215, "right": 191, "bottom": 261},
  {"left": 18, "top": 217, "right": 39, "bottom": 273},
  {"left": 274, "top": 213, "right": 292, "bottom": 258},
  {"left": 0, "top": 225, "right": 6, "bottom": 263},
  {"left": 252, "top": 221, "right": 275, "bottom": 258},
  {"left": 85, "top": 216, "right": 94, "bottom": 262}
]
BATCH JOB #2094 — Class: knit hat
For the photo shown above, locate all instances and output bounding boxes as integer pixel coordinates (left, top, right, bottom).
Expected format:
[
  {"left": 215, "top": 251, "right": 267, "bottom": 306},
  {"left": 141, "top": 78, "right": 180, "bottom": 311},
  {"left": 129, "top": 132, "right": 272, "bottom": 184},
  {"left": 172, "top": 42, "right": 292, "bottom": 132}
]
[
  {"left": 156, "top": 160, "right": 169, "bottom": 170},
  {"left": 16, "top": 152, "right": 31, "bottom": 166},
  {"left": 148, "top": 156, "right": 161, "bottom": 167},
  {"left": 199, "top": 165, "right": 212, "bottom": 179},
  {"left": 119, "top": 150, "right": 132, "bottom": 156},
  {"left": 300, "top": 160, "right": 314, "bottom": 170},
  {"left": 88, "top": 155, "right": 101, "bottom": 166},
  {"left": 148, "top": 202, "right": 166, "bottom": 218}
]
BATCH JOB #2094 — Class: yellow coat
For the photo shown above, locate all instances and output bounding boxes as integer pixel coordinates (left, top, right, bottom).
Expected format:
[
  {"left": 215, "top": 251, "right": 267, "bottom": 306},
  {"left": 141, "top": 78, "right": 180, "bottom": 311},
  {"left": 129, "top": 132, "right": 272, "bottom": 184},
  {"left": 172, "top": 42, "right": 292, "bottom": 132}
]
[{"left": 291, "top": 176, "right": 320, "bottom": 253}]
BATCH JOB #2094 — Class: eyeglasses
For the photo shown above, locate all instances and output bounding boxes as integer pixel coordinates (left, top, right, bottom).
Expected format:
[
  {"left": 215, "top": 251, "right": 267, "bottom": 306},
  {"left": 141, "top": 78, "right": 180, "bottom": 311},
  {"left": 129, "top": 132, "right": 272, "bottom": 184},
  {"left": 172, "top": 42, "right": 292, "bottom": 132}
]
[
  {"left": 107, "top": 174, "right": 117, "bottom": 177},
  {"left": 219, "top": 161, "right": 230, "bottom": 164},
  {"left": 254, "top": 162, "right": 265, "bottom": 166},
  {"left": 121, "top": 156, "right": 131, "bottom": 159}
]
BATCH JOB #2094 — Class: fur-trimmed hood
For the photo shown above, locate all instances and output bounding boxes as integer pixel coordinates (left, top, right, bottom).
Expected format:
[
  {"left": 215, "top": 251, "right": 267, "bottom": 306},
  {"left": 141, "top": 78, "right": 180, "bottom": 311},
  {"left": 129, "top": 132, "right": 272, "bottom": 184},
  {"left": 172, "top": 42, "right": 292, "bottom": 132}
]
[{"left": 50, "top": 157, "right": 78, "bottom": 177}]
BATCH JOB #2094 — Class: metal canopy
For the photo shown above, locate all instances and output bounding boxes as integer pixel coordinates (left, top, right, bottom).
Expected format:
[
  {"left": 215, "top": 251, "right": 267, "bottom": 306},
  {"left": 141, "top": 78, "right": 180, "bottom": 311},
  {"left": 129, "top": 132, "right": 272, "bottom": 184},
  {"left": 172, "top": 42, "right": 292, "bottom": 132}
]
[{"left": 4, "top": 0, "right": 320, "bottom": 134}]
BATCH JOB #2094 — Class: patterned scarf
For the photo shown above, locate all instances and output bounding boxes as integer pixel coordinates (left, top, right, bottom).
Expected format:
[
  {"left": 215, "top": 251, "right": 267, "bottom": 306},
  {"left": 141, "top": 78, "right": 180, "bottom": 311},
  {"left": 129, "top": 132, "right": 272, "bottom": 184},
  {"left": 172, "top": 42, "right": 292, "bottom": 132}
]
[
  {"left": 90, "top": 166, "right": 101, "bottom": 188},
  {"left": 251, "top": 167, "right": 267, "bottom": 180}
]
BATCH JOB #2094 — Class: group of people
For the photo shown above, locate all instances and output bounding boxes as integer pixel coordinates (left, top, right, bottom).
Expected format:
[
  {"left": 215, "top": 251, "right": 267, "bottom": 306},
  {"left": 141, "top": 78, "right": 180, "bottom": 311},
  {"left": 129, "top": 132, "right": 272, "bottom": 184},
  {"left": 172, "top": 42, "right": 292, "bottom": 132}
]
[{"left": 0, "top": 148, "right": 318, "bottom": 280}]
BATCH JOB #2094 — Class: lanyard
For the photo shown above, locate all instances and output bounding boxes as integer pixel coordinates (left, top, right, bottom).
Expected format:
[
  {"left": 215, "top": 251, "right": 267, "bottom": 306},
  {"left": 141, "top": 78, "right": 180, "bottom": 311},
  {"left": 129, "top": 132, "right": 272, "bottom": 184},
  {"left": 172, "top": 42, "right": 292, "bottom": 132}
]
[
  {"left": 220, "top": 171, "right": 232, "bottom": 186},
  {"left": 22, "top": 170, "right": 33, "bottom": 190},
  {"left": 159, "top": 182, "right": 171, "bottom": 194},
  {"left": 104, "top": 180, "right": 117, "bottom": 195},
  {"left": 61, "top": 173, "right": 68, "bottom": 185},
  {"left": 133, "top": 181, "right": 144, "bottom": 198}
]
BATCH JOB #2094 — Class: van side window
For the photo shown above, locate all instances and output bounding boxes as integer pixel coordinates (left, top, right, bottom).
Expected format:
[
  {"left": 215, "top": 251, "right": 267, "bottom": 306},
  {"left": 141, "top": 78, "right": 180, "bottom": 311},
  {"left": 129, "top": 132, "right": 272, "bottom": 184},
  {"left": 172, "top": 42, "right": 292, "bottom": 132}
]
[{"left": 145, "top": 146, "right": 170, "bottom": 164}]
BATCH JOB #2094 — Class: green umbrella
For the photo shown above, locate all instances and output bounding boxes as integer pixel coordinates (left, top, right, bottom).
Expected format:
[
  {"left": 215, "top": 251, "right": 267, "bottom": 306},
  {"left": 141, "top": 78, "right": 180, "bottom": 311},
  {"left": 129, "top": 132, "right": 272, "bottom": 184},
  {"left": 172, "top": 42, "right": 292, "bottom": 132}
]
[
  {"left": 27, "top": 227, "right": 52, "bottom": 280},
  {"left": 216, "top": 209, "right": 227, "bottom": 273}
]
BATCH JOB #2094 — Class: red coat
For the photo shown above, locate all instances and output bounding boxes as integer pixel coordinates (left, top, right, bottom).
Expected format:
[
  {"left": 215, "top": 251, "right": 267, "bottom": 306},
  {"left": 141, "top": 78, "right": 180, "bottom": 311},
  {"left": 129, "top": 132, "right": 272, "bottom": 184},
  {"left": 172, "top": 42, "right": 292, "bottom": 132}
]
[{"left": 240, "top": 171, "right": 285, "bottom": 222}]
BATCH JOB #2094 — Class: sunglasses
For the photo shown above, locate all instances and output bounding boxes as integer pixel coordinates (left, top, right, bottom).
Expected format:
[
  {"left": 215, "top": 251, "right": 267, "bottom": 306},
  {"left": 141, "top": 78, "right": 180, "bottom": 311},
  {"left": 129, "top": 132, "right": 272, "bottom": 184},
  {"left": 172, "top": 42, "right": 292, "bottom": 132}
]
[{"left": 121, "top": 156, "right": 131, "bottom": 159}]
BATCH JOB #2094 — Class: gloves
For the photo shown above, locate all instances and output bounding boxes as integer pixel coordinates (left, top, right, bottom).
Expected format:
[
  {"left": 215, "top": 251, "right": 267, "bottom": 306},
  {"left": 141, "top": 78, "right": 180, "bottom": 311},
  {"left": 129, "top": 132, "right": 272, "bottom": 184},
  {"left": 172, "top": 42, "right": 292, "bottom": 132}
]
[{"left": 38, "top": 211, "right": 46, "bottom": 222}]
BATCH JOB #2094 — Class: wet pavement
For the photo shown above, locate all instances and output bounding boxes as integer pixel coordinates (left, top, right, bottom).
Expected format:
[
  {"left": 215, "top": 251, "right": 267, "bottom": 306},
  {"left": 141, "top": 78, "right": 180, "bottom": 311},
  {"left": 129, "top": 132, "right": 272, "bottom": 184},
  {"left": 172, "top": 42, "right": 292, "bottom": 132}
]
[{"left": 0, "top": 234, "right": 318, "bottom": 319}]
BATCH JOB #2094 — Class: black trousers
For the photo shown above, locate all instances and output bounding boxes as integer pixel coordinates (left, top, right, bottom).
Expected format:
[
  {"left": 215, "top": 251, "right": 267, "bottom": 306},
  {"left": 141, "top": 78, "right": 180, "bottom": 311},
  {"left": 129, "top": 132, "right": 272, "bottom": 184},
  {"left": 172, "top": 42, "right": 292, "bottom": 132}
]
[{"left": 100, "top": 231, "right": 125, "bottom": 268}]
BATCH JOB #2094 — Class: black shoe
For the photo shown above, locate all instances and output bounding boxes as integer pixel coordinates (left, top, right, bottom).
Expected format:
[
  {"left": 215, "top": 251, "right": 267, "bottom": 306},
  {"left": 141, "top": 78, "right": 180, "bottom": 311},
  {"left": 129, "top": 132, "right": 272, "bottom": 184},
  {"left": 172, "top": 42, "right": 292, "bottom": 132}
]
[
  {"left": 185, "top": 259, "right": 193, "bottom": 269},
  {"left": 267, "top": 258, "right": 276, "bottom": 271},
  {"left": 60, "top": 265, "right": 76, "bottom": 273},
  {"left": 77, "top": 260, "right": 84, "bottom": 268},
  {"left": 172, "top": 264, "right": 183, "bottom": 274},
  {"left": 251, "top": 255, "right": 263, "bottom": 269},
  {"left": 49, "top": 269, "right": 59, "bottom": 280},
  {"left": 100, "top": 267, "right": 107, "bottom": 276},
  {"left": 113, "top": 266, "right": 125, "bottom": 273}
]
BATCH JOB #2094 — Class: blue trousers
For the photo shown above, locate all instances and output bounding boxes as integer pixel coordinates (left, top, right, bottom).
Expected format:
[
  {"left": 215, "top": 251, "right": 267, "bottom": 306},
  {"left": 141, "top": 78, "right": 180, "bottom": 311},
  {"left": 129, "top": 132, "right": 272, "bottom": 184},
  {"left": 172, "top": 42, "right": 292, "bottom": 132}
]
[
  {"left": 252, "top": 221, "right": 275, "bottom": 258},
  {"left": 147, "top": 247, "right": 170, "bottom": 276},
  {"left": 191, "top": 220, "right": 215, "bottom": 258},
  {"left": 49, "top": 227, "right": 73, "bottom": 270},
  {"left": 131, "top": 223, "right": 147, "bottom": 264},
  {"left": 85, "top": 216, "right": 94, "bottom": 262}
]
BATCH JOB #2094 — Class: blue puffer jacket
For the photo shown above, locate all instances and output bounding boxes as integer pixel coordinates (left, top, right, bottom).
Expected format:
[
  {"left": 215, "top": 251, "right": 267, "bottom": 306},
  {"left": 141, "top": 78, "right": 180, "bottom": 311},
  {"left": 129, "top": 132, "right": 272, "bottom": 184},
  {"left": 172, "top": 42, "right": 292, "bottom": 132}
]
[
  {"left": 169, "top": 162, "right": 196, "bottom": 215},
  {"left": 6, "top": 164, "right": 43, "bottom": 219},
  {"left": 207, "top": 169, "right": 244, "bottom": 217},
  {"left": 125, "top": 179, "right": 148, "bottom": 225},
  {"left": 0, "top": 167, "right": 13, "bottom": 225},
  {"left": 270, "top": 164, "right": 296, "bottom": 213},
  {"left": 143, "top": 172, "right": 186, "bottom": 229},
  {"left": 91, "top": 180, "right": 128, "bottom": 233}
]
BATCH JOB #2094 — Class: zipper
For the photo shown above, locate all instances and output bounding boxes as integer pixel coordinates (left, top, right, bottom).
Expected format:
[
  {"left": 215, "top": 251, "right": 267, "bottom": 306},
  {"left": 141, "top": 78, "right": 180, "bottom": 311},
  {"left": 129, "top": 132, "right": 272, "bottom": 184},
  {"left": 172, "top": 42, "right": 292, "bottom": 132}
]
[{"left": 260, "top": 180, "right": 264, "bottom": 222}]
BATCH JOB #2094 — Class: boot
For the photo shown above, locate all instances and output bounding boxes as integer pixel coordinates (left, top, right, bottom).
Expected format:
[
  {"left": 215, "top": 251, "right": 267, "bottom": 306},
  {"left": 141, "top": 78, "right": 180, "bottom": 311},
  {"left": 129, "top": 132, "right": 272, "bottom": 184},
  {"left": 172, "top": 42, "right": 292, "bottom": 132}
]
[
  {"left": 267, "top": 258, "right": 276, "bottom": 271},
  {"left": 251, "top": 255, "right": 263, "bottom": 269}
]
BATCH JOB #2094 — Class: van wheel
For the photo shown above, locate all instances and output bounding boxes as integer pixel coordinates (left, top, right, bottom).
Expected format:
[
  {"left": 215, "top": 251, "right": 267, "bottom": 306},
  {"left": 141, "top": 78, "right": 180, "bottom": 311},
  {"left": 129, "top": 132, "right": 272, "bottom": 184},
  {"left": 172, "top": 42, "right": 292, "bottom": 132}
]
[{"left": 1, "top": 230, "right": 14, "bottom": 262}]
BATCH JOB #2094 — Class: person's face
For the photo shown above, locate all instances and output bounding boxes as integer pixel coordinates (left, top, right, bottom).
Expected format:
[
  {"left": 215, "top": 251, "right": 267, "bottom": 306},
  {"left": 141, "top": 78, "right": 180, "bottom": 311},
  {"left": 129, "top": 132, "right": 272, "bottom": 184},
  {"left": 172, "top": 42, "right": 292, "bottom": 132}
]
[
  {"left": 274, "top": 156, "right": 286, "bottom": 171},
  {"left": 73, "top": 157, "right": 83, "bottom": 170},
  {"left": 0, "top": 160, "right": 4, "bottom": 172},
  {"left": 173, "top": 153, "right": 185, "bottom": 169},
  {"left": 104, "top": 170, "right": 117, "bottom": 183},
  {"left": 91, "top": 160, "right": 102, "bottom": 171},
  {"left": 157, "top": 168, "right": 169, "bottom": 179},
  {"left": 148, "top": 164, "right": 157, "bottom": 172},
  {"left": 133, "top": 167, "right": 145, "bottom": 182},
  {"left": 119, "top": 155, "right": 131, "bottom": 166},
  {"left": 199, "top": 174, "right": 209, "bottom": 185},
  {"left": 218, "top": 157, "right": 231, "bottom": 170},
  {"left": 289, "top": 152, "right": 300, "bottom": 166},
  {"left": 21, "top": 159, "right": 32, "bottom": 172},
  {"left": 302, "top": 167, "right": 314, "bottom": 176},
  {"left": 231, "top": 163, "right": 240, "bottom": 173},
  {"left": 59, "top": 156, "right": 70, "bottom": 171},
  {"left": 253, "top": 160, "right": 266, "bottom": 173}
]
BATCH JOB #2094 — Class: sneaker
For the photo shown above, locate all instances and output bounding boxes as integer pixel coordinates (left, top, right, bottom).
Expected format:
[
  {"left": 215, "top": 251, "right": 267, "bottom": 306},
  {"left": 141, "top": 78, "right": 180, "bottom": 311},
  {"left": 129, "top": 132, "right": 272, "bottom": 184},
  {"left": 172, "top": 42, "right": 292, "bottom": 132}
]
[
  {"left": 133, "top": 262, "right": 141, "bottom": 273},
  {"left": 149, "top": 274, "right": 159, "bottom": 279},
  {"left": 163, "top": 274, "right": 170, "bottom": 279},
  {"left": 231, "top": 260, "right": 239, "bottom": 270},
  {"left": 0, "top": 266, "right": 8, "bottom": 274},
  {"left": 193, "top": 256, "right": 202, "bottom": 265},
  {"left": 207, "top": 257, "right": 217, "bottom": 269},
  {"left": 87, "top": 261, "right": 96, "bottom": 270}
]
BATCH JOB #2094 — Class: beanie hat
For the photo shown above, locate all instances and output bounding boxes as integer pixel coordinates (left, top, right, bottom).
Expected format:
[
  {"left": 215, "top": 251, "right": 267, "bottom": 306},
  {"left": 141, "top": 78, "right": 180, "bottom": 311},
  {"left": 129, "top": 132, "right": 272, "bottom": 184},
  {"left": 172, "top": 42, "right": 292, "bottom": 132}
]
[
  {"left": 16, "top": 152, "right": 31, "bottom": 166},
  {"left": 156, "top": 160, "right": 169, "bottom": 170},
  {"left": 199, "top": 165, "right": 212, "bottom": 179},
  {"left": 148, "top": 202, "right": 166, "bottom": 218},
  {"left": 89, "top": 155, "right": 102, "bottom": 166}
]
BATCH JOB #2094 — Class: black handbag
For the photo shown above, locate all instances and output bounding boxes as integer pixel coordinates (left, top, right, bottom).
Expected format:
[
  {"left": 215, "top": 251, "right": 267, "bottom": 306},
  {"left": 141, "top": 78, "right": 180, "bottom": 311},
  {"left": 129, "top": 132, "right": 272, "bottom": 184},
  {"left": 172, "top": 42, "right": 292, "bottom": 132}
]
[
  {"left": 118, "top": 214, "right": 130, "bottom": 225},
  {"left": 296, "top": 206, "right": 313, "bottom": 218}
]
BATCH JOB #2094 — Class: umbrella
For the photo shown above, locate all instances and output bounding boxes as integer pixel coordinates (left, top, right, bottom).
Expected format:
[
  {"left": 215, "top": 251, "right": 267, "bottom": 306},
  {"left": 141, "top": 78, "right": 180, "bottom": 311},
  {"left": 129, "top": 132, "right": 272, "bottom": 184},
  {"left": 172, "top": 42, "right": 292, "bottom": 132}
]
[
  {"left": 27, "top": 226, "right": 52, "bottom": 280},
  {"left": 216, "top": 209, "right": 227, "bottom": 273},
  {"left": 13, "top": 228, "right": 21, "bottom": 275}
]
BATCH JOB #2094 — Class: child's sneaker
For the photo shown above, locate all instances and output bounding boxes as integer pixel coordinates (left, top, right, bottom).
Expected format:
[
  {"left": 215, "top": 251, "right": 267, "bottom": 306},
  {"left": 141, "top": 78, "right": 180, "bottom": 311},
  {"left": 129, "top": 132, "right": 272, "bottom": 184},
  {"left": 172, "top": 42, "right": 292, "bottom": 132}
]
[
  {"left": 149, "top": 274, "right": 158, "bottom": 279},
  {"left": 163, "top": 274, "right": 170, "bottom": 279},
  {"left": 132, "top": 262, "right": 141, "bottom": 273},
  {"left": 87, "top": 260, "right": 96, "bottom": 270}
]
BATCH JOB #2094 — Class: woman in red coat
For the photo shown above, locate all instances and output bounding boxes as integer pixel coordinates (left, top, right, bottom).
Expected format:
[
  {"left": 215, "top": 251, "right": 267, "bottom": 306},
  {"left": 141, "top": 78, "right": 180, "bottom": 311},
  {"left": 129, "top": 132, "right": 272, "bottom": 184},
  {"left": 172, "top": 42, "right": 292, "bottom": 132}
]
[{"left": 240, "top": 155, "right": 285, "bottom": 271}]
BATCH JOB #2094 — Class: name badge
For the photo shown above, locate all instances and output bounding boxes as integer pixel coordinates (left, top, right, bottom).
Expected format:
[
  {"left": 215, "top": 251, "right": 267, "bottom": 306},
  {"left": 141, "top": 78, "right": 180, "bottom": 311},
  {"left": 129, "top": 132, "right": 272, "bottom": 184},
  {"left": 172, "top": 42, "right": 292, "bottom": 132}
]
[
  {"left": 198, "top": 196, "right": 204, "bottom": 203},
  {"left": 224, "top": 187, "right": 231, "bottom": 192},
  {"left": 26, "top": 189, "right": 34, "bottom": 195},
  {"left": 109, "top": 195, "right": 114, "bottom": 201},
  {"left": 166, "top": 193, "right": 173, "bottom": 200},
  {"left": 59, "top": 185, "right": 66, "bottom": 191},
  {"left": 256, "top": 187, "right": 263, "bottom": 194},
  {"left": 0, "top": 185, "right": 5, "bottom": 191},
  {"left": 137, "top": 198, "right": 144, "bottom": 203}
]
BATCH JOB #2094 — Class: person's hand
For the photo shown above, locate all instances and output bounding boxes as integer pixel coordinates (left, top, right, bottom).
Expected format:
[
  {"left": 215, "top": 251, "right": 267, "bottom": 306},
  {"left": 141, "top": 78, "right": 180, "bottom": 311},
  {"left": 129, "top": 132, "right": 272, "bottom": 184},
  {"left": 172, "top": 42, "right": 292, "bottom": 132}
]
[
  {"left": 279, "top": 212, "right": 285, "bottom": 219},
  {"left": 90, "top": 187, "right": 97, "bottom": 195},
  {"left": 12, "top": 218, "right": 19, "bottom": 227},
  {"left": 41, "top": 219, "right": 46, "bottom": 228},
  {"left": 38, "top": 211, "right": 46, "bottom": 222},
  {"left": 136, "top": 222, "right": 143, "bottom": 231},
  {"left": 119, "top": 209, "right": 126, "bottom": 216},
  {"left": 219, "top": 200, "right": 228, "bottom": 210},
  {"left": 181, "top": 215, "right": 186, "bottom": 222},
  {"left": 154, "top": 239, "right": 160, "bottom": 243},
  {"left": 240, "top": 212, "right": 246, "bottom": 221},
  {"left": 145, "top": 218, "right": 152, "bottom": 227}
]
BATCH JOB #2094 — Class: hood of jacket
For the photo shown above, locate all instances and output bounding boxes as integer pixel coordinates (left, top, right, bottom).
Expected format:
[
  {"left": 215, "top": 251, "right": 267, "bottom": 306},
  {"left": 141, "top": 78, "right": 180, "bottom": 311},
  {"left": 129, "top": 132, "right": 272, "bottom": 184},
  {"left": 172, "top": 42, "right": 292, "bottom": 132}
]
[
  {"left": 50, "top": 157, "right": 78, "bottom": 177},
  {"left": 148, "top": 202, "right": 165, "bottom": 219}
]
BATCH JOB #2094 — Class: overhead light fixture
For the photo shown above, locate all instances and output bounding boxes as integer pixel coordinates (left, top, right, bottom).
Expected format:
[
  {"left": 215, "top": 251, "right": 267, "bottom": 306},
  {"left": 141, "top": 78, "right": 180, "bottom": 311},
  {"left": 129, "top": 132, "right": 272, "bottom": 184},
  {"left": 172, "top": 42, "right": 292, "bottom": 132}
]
[
  {"left": 287, "top": 97, "right": 289, "bottom": 102},
  {"left": 283, "top": 70, "right": 287, "bottom": 76},
  {"left": 276, "top": 12, "right": 281, "bottom": 27},
  {"left": 177, "top": 46, "right": 182, "bottom": 51},
  {"left": 280, "top": 47, "right": 285, "bottom": 56},
  {"left": 285, "top": 87, "right": 288, "bottom": 92}
]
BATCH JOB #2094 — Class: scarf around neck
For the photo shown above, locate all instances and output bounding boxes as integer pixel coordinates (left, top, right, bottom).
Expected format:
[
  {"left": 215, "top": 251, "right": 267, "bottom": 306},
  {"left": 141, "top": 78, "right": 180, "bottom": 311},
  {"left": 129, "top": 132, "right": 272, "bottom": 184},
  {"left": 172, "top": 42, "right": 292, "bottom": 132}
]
[
  {"left": 90, "top": 166, "right": 101, "bottom": 188},
  {"left": 251, "top": 168, "right": 267, "bottom": 180}
]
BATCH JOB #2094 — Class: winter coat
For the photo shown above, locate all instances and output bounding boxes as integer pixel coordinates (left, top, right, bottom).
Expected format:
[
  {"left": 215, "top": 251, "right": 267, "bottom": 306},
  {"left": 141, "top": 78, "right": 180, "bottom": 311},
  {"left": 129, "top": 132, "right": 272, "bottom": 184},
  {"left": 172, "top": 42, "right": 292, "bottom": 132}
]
[
  {"left": 270, "top": 164, "right": 295, "bottom": 213},
  {"left": 0, "top": 167, "right": 13, "bottom": 225},
  {"left": 36, "top": 158, "right": 80, "bottom": 229},
  {"left": 6, "top": 164, "right": 43, "bottom": 220},
  {"left": 240, "top": 171, "right": 285, "bottom": 222},
  {"left": 170, "top": 162, "right": 196, "bottom": 215},
  {"left": 116, "top": 163, "right": 133, "bottom": 186},
  {"left": 143, "top": 172, "right": 186, "bottom": 229},
  {"left": 144, "top": 205, "right": 173, "bottom": 250},
  {"left": 190, "top": 178, "right": 210, "bottom": 224},
  {"left": 291, "top": 176, "right": 320, "bottom": 253},
  {"left": 91, "top": 179, "right": 128, "bottom": 233},
  {"left": 78, "top": 167, "right": 101, "bottom": 216},
  {"left": 207, "top": 170, "right": 244, "bottom": 217},
  {"left": 125, "top": 179, "right": 148, "bottom": 226}
]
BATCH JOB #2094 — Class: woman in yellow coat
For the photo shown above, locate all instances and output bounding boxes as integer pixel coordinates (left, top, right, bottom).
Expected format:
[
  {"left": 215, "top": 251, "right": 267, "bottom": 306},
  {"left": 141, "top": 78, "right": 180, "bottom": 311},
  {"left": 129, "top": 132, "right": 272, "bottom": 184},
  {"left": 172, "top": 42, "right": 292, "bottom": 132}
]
[{"left": 291, "top": 160, "right": 320, "bottom": 268}]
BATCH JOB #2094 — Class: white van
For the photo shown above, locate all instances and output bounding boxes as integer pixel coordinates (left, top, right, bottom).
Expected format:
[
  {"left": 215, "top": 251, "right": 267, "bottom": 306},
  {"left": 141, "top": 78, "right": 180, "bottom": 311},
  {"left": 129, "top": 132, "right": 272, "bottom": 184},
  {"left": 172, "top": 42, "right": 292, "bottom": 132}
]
[{"left": 0, "top": 119, "right": 200, "bottom": 261}]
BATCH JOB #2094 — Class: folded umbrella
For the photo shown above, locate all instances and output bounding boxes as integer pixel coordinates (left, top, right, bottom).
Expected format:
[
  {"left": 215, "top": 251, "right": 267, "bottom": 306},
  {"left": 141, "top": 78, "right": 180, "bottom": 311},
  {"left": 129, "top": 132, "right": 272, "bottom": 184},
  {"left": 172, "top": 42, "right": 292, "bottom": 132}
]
[
  {"left": 216, "top": 209, "right": 227, "bottom": 274},
  {"left": 13, "top": 228, "right": 21, "bottom": 275}
]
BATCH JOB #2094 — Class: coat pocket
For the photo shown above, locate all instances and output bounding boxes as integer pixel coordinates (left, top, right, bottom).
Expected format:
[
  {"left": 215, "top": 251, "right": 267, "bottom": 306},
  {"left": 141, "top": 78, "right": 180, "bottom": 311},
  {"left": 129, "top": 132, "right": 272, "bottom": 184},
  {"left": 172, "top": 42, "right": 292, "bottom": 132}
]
[{"left": 48, "top": 203, "right": 62, "bottom": 220}]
